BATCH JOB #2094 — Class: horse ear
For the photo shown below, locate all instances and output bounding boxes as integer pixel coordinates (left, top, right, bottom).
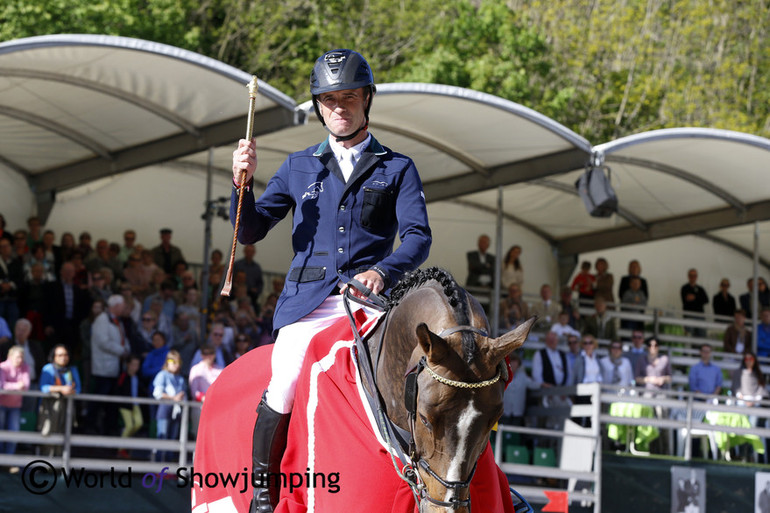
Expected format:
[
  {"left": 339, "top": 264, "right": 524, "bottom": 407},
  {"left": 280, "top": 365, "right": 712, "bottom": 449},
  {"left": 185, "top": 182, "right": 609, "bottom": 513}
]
[
  {"left": 416, "top": 323, "right": 450, "bottom": 363},
  {"left": 485, "top": 317, "right": 537, "bottom": 366}
]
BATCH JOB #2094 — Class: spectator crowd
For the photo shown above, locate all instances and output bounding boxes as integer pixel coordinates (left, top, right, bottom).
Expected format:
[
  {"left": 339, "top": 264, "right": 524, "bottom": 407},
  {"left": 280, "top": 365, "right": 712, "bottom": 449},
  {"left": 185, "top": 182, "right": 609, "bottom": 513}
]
[
  {"left": 0, "top": 214, "right": 277, "bottom": 461},
  {"left": 468, "top": 234, "right": 770, "bottom": 459}
]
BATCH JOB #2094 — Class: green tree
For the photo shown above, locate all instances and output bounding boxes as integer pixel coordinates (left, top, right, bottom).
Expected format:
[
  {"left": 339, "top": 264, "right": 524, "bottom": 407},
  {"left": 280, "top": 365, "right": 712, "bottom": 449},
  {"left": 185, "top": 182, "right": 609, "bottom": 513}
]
[
  {"left": 512, "top": 0, "right": 770, "bottom": 140},
  {"left": 0, "top": 0, "right": 202, "bottom": 50}
]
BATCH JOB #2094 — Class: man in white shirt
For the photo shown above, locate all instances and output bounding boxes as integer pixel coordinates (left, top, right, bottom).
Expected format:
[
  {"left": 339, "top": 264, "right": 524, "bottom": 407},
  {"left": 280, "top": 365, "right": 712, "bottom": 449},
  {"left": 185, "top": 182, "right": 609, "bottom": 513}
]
[
  {"left": 600, "top": 341, "right": 634, "bottom": 386},
  {"left": 531, "top": 331, "right": 571, "bottom": 431},
  {"left": 532, "top": 331, "right": 570, "bottom": 387}
]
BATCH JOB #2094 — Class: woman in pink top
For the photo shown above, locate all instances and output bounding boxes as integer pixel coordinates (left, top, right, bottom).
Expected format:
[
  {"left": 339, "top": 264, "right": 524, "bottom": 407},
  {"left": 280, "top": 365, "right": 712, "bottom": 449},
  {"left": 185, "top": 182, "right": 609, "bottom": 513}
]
[
  {"left": 0, "top": 346, "right": 31, "bottom": 454},
  {"left": 188, "top": 344, "right": 222, "bottom": 437}
]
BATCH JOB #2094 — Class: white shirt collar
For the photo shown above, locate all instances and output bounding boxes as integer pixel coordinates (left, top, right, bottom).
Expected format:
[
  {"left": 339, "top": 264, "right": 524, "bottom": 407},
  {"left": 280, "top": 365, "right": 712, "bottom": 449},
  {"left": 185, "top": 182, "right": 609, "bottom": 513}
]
[{"left": 328, "top": 134, "right": 371, "bottom": 181}]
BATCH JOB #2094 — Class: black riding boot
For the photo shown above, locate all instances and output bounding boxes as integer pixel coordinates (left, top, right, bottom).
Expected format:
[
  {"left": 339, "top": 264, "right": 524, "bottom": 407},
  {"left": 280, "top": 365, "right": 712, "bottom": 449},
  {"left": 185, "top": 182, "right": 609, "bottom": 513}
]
[{"left": 249, "top": 395, "right": 291, "bottom": 513}]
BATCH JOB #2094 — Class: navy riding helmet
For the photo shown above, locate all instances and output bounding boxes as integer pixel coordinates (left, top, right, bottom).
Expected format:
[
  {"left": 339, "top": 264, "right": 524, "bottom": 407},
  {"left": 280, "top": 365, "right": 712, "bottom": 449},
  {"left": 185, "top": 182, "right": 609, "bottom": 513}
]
[{"left": 310, "top": 49, "right": 376, "bottom": 141}]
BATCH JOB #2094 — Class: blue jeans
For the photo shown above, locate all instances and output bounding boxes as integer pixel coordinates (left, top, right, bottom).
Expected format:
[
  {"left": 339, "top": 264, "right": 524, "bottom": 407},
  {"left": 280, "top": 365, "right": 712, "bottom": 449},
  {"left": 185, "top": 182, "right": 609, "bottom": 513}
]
[
  {"left": 0, "top": 406, "right": 21, "bottom": 454},
  {"left": 155, "top": 416, "right": 180, "bottom": 462}
]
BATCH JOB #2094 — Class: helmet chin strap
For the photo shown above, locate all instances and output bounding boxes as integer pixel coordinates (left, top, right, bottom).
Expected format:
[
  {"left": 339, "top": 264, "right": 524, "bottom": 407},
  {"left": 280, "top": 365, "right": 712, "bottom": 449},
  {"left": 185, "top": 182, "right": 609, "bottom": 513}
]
[{"left": 328, "top": 119, "right": 368, "bottom": 143}]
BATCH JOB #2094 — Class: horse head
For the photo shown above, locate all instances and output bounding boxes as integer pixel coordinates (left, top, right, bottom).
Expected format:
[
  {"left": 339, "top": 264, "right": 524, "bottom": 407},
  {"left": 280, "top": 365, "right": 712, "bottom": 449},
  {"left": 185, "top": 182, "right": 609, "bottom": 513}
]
[{"left": 373, "top": 269, "right": 534, "bottom": 512}]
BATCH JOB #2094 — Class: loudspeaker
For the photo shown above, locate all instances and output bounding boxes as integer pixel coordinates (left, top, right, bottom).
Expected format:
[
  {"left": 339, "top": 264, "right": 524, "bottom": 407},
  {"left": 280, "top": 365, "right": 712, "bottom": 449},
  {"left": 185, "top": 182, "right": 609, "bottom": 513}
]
[{"left": 575, "top": 164, "right": 618, "bottom": 217}]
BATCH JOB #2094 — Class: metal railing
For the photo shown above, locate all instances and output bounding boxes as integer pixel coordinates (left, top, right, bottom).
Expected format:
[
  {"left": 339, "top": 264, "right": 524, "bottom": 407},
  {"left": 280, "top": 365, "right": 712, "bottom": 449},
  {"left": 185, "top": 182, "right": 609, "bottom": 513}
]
[
  {"left": 494, "top": 383, "right": 770, "bottom": 512},
  {"left": 0, "top": 389, "right": 201, "bottom": 474},
  {"left": 495, "top": 383, "right": 603, "bottom": 511}
]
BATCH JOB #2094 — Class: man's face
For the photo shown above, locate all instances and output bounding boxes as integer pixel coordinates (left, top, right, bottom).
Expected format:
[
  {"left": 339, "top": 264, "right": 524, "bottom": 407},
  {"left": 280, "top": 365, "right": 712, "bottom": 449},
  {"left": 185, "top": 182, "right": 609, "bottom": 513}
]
[
  {"left": 96, "top": 240, "right": 109, "bottom": 257},
  {"left": 700, "top": 345, "right": 712, "bottom": 364},
  {"left": 609, "top": 342, "right": 623, "bottom": 359},
  {"left": 318, "top": 87, "right": 367, "bottom": 139},
  {"left": 60, "top": 263, "right": 75, "bottom": 283},
  {"left": 124, "top": 231, "right": 136, "bottom": 246},
  {"left": 161, "top": 232, "right": 171, "bottom": 245},
  {"left": 109, "top": 301, "right": 124, "bottom": 317},
  {"left": 762, "top": 309, "right": 770, "bottom": 325},
  {"left": 181, "top": 272, "right": 195, "bottom": 288},
  {"left": 629, "top": 261, "right": 640, "bottom": 276},
  {"left": 544, "top": 332, "right": 558, "bottom": 350},
  {"left": 688, "top": 270, "right": 698, "bottom": 284},
  {"left": 0, "top": 240, "right": 10, "bottom": 258},
  {"left": 595, "top": 299, "right": 606, "bottom": 314},
  {"left": 244, "top": 245, "right": 256, "bottom": 261},
  {"left": 185, "top": 288, "right": 198, "bottom": 304},
  {"left": 477, "top": 235, "right": 490, "bottom": 253},
  {"left": 541, "top": 285, "right": 551, "bottom": 301},
  {"left": 14, "top": 322, "right": 31, "bottom": 341},
  {"left": 152, "top": 333, "right": 165, "bottom": 349},
  {"left": 210, "top": 327, "right": 225, "bottom": 347},
  {"left": 631, "top": 331, "right": 644, "bottom": 348}
]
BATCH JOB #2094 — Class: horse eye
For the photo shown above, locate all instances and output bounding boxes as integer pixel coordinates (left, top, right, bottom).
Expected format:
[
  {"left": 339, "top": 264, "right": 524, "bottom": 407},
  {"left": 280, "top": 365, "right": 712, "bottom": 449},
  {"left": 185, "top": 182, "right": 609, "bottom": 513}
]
[{"left": 419, "top": 414, "right": 431, "bottom": 430}]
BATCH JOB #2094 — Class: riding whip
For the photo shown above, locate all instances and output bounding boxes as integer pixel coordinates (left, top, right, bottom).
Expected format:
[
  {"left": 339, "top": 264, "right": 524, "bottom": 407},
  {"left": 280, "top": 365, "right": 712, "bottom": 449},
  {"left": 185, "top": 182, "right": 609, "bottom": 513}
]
[{"left": 221, "top": 75, "right": 258, "bottom": 297}]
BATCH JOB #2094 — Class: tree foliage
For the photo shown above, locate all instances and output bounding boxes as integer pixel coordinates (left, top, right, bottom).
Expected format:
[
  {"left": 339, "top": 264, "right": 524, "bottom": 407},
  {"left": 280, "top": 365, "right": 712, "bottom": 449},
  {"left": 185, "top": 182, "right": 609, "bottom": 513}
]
[
  {"left": 511, "top": 0, "right": 770, "bottom": 140},
  {"left": 1, "top": 0, "right": 769, "bottom": 141},
  {"left": 0, "top": 0, "right": 202, "bottom": 49}
]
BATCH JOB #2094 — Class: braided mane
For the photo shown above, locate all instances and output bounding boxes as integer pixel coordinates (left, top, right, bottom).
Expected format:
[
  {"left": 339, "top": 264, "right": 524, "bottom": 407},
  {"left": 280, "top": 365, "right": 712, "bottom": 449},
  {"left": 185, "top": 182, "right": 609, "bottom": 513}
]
[
  {"left": 389, "top": 267, "right": 477, "bottom": 363},
  {"left": 389, "top": 267, "right": 462, "bottom": 308}
]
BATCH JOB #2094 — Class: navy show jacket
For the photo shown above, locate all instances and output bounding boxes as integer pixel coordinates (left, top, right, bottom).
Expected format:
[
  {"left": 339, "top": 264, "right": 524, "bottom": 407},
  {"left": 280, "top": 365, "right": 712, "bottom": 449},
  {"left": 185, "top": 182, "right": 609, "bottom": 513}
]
[{"left": 231, "top": 135, "right": 432, "bottom": 334}]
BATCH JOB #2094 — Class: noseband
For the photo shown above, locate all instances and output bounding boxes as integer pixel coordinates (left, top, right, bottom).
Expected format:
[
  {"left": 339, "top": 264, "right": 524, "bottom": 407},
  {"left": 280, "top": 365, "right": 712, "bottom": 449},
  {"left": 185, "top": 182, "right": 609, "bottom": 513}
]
[{"left": 402, "top": 325, "right": 506, "bottom": 511}]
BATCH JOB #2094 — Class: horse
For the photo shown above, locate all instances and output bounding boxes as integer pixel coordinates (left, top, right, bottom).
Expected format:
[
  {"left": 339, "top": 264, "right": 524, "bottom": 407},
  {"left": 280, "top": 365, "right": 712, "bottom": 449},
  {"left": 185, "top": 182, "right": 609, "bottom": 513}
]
[{"left": 192, "top": 267, "right": 533, "bottom": 513}]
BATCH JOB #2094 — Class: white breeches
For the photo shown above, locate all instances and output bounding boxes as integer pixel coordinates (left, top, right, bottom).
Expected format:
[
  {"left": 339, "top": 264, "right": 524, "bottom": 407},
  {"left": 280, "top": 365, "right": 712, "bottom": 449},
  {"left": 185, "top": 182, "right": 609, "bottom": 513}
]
[{"left": 264, "top": 295, "right": 368, "bottom": 414}]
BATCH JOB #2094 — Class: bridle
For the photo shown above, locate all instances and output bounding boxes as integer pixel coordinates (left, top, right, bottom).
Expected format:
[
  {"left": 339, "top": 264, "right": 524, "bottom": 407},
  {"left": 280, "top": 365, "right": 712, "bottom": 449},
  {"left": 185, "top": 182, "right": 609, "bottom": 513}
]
[
  {"left": 341, "top": 280, "right": 504, "bottom": 511},
  {"left": 402, "top": 325, "right": 504, "bottom": 511}
]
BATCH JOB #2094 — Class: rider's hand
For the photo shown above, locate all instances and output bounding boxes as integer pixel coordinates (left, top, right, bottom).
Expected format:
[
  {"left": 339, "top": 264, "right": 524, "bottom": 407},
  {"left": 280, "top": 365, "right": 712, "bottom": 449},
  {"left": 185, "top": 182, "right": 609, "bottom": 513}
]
[
  {"left": 341, "top": 270, "right": 384, "bottom": 299},
  {"left": 232, "top": 138, "right": 257, "bottom": 186}
]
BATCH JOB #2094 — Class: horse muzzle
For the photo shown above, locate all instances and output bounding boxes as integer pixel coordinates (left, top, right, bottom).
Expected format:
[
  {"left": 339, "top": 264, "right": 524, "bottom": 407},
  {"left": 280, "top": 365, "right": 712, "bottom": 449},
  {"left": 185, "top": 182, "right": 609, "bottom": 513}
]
[{"left": 418, "top": 495, "right": 471, "bottom": 513}]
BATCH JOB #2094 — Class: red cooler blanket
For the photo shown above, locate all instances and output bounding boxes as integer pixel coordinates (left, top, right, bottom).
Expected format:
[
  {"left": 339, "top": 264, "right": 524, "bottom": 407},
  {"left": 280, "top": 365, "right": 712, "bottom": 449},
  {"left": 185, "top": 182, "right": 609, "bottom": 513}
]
[{"left": 192, "top": 311, "right": 514, "bottom": 513}]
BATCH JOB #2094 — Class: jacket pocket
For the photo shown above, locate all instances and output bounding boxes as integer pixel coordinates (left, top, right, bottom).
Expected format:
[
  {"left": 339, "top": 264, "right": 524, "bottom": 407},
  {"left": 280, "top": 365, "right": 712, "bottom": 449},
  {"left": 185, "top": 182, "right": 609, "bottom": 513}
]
[
  {"left": 287, "top": 266, "right": 326, "bottom": 283},
  {"left": 360, "top": 187, "right": 394, "bottom": 232}
]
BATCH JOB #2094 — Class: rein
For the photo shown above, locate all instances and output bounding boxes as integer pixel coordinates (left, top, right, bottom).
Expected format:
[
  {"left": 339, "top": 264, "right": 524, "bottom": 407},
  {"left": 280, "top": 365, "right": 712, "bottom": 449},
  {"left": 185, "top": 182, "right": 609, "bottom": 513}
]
[{"left": 341, "top": 280, "right": 500, "bottom": 511}]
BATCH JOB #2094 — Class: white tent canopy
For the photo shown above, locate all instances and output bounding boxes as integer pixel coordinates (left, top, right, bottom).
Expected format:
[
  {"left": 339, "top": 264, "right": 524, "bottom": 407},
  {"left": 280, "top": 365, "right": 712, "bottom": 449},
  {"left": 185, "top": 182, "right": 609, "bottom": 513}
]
[
  {"left": 0, "top": 33, "right": 296, "bottom": 221},
  {"left": 0, "top": 34, "right": 768, "bottom": 310}
]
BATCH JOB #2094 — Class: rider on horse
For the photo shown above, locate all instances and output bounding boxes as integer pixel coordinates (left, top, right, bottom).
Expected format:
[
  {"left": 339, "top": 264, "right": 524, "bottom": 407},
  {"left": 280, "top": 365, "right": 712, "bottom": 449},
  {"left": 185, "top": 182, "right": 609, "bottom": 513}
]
[{"left": 230, "top": 49, "right": 432, "bottom": 512}]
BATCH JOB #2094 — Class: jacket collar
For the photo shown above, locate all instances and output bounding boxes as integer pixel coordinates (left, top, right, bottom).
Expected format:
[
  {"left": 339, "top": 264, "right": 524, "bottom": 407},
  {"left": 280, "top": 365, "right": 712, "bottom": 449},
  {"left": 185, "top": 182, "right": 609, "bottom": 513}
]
[
  {"left": 314, "top": 135, "right": 387, "bottom": 191},
  {"left": 313, "top": 134, "right": 386, "bottom": 157}
]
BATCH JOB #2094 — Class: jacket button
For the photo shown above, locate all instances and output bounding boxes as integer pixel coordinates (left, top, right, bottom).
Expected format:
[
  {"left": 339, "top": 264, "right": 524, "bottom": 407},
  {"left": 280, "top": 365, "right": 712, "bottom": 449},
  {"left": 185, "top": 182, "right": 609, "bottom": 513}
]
[
  {"left": 339, "top": 205, "right": 346, "bottom": 211},
  {"left": 338, "top": 248, "right": 344, "bottom": 254},
  {"left": 338, "top": 226, "right": 345, "bottom": 233}
]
